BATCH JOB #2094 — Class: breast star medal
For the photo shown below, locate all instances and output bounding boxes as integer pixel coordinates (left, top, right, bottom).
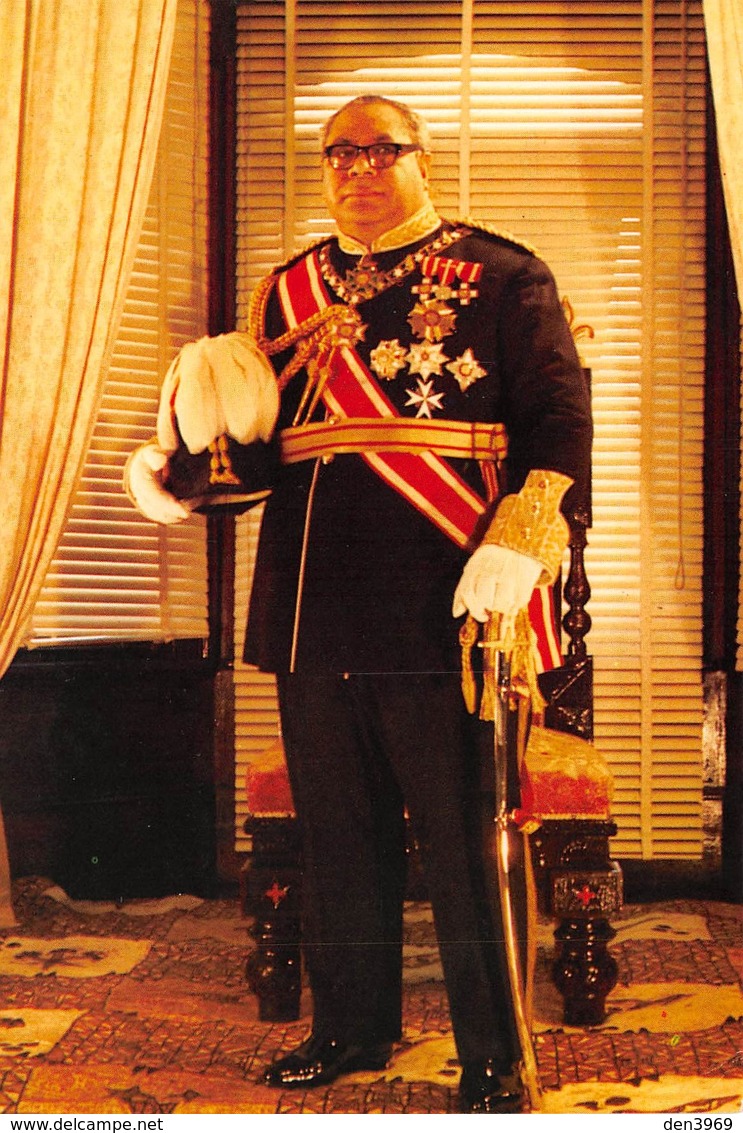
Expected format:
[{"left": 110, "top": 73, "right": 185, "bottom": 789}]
[
  {"left": 446, "top": 349, "right": 487, "bottom": 391},
  {"left": 406, "top": 341, "right": 447, "bottom": 380},
  {"left": 408, "top": 299, "right": 457, "bottom": 342},
  {"left": 370, "top": 339, "right": 407, "bottom": 381}
]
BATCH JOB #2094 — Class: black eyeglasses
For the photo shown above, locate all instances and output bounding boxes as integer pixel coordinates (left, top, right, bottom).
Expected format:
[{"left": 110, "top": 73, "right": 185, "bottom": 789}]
[{"left": 323, "top": 142, "right": 422, "bottom": 170}]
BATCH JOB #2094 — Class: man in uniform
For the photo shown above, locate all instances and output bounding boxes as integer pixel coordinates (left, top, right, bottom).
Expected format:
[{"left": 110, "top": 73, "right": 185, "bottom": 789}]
[{"left": 126, "top": 95, "right": 592, "bottom": 1113}]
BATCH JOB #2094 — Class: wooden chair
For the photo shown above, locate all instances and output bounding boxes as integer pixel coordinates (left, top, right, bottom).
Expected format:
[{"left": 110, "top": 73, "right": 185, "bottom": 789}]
[
  {"left": 527, "top": 487, "right": 623, "bottom": 1027},
  {"left": 240, "top": 464, "right": 622, "bottom": 1027}
]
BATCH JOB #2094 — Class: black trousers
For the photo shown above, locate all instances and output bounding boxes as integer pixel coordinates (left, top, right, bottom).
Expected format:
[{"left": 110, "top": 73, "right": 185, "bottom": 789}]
[{"left": 276, "top": 669, "right": 518, "bottom": 1068}]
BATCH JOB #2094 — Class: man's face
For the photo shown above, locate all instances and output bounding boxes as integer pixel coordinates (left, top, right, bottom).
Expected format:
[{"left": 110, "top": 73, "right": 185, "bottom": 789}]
[{"left": 322, "top": 102, "right": 432, "bottom": 246}]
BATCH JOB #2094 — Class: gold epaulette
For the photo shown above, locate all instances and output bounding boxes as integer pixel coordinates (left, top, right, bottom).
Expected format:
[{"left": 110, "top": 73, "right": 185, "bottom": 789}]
[
  {"left": 457, "top": 217, "right": 540, "bottom": 258},
  {"left": 272, "top": 235, "right": 334, "bottom": 277}
]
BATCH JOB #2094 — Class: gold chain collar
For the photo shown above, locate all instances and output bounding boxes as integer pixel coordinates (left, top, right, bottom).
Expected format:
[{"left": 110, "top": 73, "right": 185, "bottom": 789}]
[
  {"left": 318, "top": 225, "right": 470, "bottom": 306},
  {"left": 248, "top": 225, "right": 472, "bottom": 410}
]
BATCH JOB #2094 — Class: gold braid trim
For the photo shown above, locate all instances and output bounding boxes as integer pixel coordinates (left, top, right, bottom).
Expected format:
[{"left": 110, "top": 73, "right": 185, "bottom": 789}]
[
  {"left": 482, "top": 469, "right": 573, "bottom": 586},
  {"left": 457, "top": 218, "right": 540, "bottom": 257},
  {"left": 247, "top": 270, "right": 343, "bottom": 361},
  {"left": 256, "top": 236, "right": 333, "bottom": 285},
  {"left": 247, "top": 271, "right": 365, "bottom": 415},
  {"left": 247, "top": 272, "right": 276, "bottom": 344}
]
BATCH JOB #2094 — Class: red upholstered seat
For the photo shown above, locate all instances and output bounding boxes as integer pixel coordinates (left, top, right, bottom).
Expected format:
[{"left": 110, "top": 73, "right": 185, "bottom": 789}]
[
  {"left": 245, "top": 738, "right": 295, "bottom": 817},
  {"left": 246, "top": 726, "right": 613, "bottom": 828},
  {"left": 516, "top": 724, "right": 613, "bottom": 829}
]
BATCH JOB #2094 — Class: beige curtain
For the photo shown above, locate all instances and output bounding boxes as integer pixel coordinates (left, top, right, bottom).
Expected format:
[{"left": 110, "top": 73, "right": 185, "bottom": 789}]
[
  {"left": 0, "top": 0, "right": 178, "bottom": 925},
  {"left": 704, "top": 0, "right": 743, "bottom": 293}
]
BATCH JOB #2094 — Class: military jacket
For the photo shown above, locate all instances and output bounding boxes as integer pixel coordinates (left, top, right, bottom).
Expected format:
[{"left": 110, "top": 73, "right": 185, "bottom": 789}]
[{"left": 244, "top": 220, "right": 592, "bottom": 676}]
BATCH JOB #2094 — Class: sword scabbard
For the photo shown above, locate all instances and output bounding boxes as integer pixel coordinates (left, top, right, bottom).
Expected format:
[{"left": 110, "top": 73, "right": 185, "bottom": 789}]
[{"left": 492, "top": 636, "right": 544, "bottom": 1112}]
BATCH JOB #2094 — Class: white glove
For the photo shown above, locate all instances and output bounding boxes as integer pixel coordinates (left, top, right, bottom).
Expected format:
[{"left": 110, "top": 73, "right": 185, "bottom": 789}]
[
  {"left": 123, "top": 441, "right": 192, "bottom": 525},
  {"left": 452, "top": 543, "right": 542, "bottom": 631},
  {"left": 157, "top": 332, "right": 279, "bottom": 455}
]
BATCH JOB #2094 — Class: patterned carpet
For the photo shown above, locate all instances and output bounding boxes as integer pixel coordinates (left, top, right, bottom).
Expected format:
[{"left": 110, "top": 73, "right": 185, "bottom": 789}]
[{"left": 0, "top": 877, "right": 741, "bottom": 1115}]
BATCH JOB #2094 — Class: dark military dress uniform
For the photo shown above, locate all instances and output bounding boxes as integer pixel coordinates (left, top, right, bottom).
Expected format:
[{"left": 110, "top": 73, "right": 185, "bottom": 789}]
[{"left": 244, "top": 218, "right": 592, "bottom": 1068}]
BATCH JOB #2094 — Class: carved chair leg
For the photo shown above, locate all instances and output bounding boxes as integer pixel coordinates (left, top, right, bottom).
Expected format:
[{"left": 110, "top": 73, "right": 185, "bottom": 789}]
[
  {"left": 242, "top": 817, "right": 302, "bottom": 1023},
  {"left": 245, "top": 907, "right": 301, "bottom": 1023},
  {"left": 551, "top": 914, "right": 618, "bottom": 1026},
  {"left": 532, "top": 821, "right": 623, "bottom": 1027}
]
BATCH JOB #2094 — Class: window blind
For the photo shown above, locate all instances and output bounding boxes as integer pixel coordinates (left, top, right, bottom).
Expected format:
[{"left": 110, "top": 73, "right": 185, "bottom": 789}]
[
  {"left": 233, "top": 0, "right": 706, "bottom": 859},
  {"left": 28, "top": 0, "right": 211, "bottom": 647}
]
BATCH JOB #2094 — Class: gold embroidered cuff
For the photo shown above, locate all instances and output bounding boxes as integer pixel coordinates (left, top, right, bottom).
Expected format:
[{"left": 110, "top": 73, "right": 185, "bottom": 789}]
[{"left": 482, "top": 469, "right": 573, "bottom": 584}]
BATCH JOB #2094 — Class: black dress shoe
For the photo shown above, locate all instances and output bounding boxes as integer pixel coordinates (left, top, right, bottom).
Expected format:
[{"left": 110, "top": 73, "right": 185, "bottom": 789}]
[
  {"left": 262, "top": 1034, "right": 393, "bottom": 1089},
  {"left": 459, "top": 1060, "right": 525, "bottom": 1113}
]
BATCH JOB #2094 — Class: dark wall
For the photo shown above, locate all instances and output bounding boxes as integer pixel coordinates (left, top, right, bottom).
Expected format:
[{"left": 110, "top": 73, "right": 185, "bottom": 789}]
[
  {"left": 0, "top": 643, "right": 221, "bottom": 900},
  {"left": 704, "top": 79, "right": 742, "bottom": 902},
  {"left": 723, "top": 673, "right": 743, "bottom": 902}
]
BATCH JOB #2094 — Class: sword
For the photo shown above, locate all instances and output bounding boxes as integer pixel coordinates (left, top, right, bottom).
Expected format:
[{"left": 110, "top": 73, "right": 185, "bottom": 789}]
[{"left": 486, "top": 618, "right": 544, "bottom": 1112}]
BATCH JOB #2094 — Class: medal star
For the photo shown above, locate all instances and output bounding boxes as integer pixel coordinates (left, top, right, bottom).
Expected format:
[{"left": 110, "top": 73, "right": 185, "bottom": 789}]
[
  {"left": 346, "top": 264, "right": 377, "bottom": 287},
  {"left": 408, "top": 299, "right": 457, "bottom": 342},
  {"left": 446, "top": 349, "right": 487, "bottom": 391},
  {"left": 405, "top": 378, "right": 446, "bottom": 419},
  {"left": 344, "top": 261, "right": 379, "bottom": 299},
  {"left": 370, "top": 339, "right": 408, "bottom": 381},
  {"left": 406, "top": 340, "right": 447, "bottom": 381},
  {"left": 329, "top": 313, "right": 367, "bottom": 349}
]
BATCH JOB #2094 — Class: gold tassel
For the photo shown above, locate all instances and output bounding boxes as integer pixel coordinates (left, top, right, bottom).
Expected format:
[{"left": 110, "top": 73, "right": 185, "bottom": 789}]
[
  {"left": 510, "top": 608, "right": 546, "bottom": 720},
  {"left": 459, "top": 615, "right": 479, "bottom": 715},
  {"left": 208, "top": 435, "right": 241, "bottom": 486},
  {"left": 459, "top": 608, "right": 546, "bottom": 722},
  {"left": 479, "top": 613, "right": 504, "bottom": 721}
]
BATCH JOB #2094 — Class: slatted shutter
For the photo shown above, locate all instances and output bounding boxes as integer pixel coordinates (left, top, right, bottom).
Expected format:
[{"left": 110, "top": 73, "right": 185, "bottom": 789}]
[
  {"left": 640, "top": 1, "right": 706, "bottom": 855},
  {"left": 28, "top": 0, "right": 211, "bottom": 647},
  {"left": 233, "top": 0, "right": 705, "bottom": 859}
]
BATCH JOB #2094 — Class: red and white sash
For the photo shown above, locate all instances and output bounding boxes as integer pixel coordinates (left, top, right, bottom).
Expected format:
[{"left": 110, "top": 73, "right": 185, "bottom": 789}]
[{"left": 276, "top": 249, "right": 561, "bottom": 672}]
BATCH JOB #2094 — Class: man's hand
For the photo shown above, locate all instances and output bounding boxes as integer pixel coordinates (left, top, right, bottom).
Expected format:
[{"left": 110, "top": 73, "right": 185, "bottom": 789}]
[
  {"left": 452, "top": 544, "right": 542, "bottom": 632},
  {"left": 453, "top": 469, "right": 573, "bottom": 630},
  {"left": 157, "top": 332, "right": 279, "bottom": 455},
  {"left": 123, "top": 441, "right": 192, "bottom": 525}
]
